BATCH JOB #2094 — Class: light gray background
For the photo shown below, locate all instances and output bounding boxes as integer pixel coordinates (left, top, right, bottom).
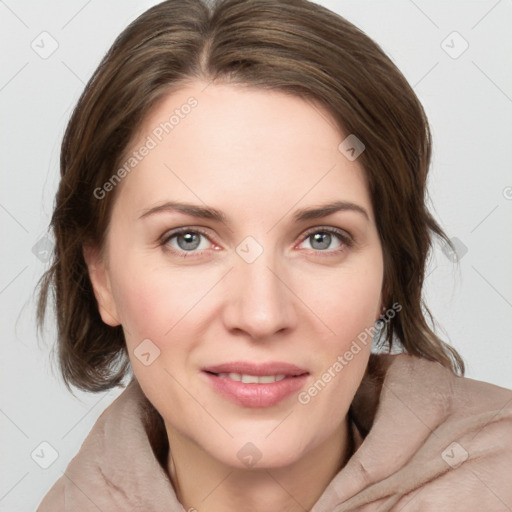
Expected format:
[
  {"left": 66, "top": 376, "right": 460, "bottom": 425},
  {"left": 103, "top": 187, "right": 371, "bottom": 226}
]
[{"left": 1, "top": 0, "right": 511, "bottom": 509}]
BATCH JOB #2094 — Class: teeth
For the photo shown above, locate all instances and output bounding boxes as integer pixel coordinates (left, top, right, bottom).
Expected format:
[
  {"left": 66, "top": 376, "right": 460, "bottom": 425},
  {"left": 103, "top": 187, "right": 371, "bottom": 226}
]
[
  {"left": 241, "top": 374, "right": 259, "bottom": 383},
  {"left": 216, "top": 373, "right": 287, "bottom": 383}
]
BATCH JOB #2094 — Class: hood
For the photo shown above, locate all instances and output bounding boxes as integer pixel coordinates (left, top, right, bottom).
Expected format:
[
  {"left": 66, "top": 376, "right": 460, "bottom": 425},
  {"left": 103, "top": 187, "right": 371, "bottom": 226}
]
[{"left": 37, "top": 354, "right": 512, "bottom": 511}]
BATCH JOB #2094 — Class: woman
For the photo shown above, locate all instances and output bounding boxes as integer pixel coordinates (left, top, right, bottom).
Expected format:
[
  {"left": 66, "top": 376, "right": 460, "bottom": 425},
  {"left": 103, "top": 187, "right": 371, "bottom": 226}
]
[{"left": 36, "top": 0, "right": 511, "bottom": 510}]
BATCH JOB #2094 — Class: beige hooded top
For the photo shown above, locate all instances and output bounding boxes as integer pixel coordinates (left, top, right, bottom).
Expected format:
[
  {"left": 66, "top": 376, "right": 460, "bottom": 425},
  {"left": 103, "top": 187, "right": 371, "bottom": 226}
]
[{"left": 37, "top": 354, "right": 512, "bottom": 511}]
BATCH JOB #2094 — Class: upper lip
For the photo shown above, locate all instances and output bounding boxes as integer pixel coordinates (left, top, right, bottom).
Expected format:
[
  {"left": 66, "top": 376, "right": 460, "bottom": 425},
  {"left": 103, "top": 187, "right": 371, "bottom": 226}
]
[{"left": 202, "top": 361, "right": 309, "bottom": 376}]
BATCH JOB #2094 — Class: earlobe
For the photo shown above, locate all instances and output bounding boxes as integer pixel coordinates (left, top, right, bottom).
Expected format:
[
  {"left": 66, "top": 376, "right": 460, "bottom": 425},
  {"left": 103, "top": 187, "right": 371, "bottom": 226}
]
[{"left": 82, "top": 244, "right": 121, "bottom": 327}]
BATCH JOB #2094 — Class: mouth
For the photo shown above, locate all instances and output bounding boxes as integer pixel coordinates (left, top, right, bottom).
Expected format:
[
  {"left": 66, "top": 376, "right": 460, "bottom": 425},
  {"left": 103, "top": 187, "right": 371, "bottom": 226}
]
[
  {"left": 207, "top": 372, "right": 291, "bottom": 383},
  {"left": 201, "top": 362, "right": 310, "bottom": 408}
]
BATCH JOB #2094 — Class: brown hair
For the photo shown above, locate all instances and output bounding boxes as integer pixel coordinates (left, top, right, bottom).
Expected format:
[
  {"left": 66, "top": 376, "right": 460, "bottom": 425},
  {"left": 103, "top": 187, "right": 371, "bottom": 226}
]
[{"left": 37, "top": 0, "right": 464, "bottom": 394}]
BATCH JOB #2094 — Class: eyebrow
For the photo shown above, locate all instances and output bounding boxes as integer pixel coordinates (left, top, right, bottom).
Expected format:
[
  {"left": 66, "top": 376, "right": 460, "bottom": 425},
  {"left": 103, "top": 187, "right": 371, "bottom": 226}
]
[
  {"left": 292, "top": 201, "right": 369, "bottom": 222},
  {"left": 138, "top": 200, "right": 369, "bottom": 223}
]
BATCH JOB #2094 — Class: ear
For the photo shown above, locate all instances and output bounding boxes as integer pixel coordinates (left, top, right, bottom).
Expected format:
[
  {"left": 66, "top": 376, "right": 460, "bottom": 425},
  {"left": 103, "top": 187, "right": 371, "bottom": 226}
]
[{"left": 82, "top": 244, "right": 121, "bottom": 327}]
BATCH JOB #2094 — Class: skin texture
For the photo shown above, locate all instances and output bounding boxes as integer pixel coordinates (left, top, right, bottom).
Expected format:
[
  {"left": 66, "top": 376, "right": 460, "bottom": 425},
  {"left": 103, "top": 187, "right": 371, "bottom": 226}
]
[{"left": 84, "top": 81, "right": 384, "bottom": 512}]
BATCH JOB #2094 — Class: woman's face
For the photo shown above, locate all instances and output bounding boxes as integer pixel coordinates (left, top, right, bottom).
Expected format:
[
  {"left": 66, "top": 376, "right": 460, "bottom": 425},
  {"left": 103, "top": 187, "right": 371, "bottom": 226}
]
[{"left": 87, "top": 80, "right": 384, "bottom": 469}]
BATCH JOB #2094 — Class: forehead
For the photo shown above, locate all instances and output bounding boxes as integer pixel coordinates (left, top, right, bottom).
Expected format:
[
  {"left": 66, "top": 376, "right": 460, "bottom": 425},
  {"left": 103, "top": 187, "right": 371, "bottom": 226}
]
[{"left": 112, "top": 81, "right": 373, "bottom": 223}]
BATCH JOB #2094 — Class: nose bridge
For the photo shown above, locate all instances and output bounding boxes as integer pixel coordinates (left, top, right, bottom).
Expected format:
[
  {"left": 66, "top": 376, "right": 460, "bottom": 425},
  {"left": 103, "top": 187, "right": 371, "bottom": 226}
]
[{"left": 223, "top": 237, "right": 295, "bottom": 338}]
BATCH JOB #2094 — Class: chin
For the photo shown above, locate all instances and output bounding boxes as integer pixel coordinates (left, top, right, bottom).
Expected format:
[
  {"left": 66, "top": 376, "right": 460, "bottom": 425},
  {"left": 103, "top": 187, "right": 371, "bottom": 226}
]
[{"left": 201, "top": 428, "right": 316, "bottom": 470}]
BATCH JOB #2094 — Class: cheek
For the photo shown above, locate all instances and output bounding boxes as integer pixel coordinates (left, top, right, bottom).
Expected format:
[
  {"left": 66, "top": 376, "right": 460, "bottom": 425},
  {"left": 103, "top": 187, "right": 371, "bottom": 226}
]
[
  {"left": 108, "top": 252, "right": 216, "bottom": 353},
  {"left": 107, "top": 253, "right": 181, "bottom": 346},
  {"left": 297, "top": 274, "right": 378, "bottom": 426},
  {"left": 301, "top": 263, "right": 382, "bottom": 347},
  {"left": 112, "top": 277, "right": 167, "bottom": 339},
  {"left": 109, "top": 263, "right": 198, "bottom": 397}
]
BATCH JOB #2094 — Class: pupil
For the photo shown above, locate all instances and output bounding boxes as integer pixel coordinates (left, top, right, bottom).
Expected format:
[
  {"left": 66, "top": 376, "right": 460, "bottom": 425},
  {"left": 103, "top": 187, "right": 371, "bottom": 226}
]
[
  {"left": 311, "top": 232, "right": 331, "bottom": 250},
  {"left": 178, "top": 232, "right": 200, "bottom": 250}
]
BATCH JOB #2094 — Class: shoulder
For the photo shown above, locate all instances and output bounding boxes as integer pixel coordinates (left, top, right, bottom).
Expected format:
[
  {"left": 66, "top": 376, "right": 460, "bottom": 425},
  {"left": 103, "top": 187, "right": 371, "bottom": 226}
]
[
  {"left": 37, "top": 379, "right": 176, "bottom": 511},
  {"left": 344, "top": 354, "right": 512, "bottom": 511}
]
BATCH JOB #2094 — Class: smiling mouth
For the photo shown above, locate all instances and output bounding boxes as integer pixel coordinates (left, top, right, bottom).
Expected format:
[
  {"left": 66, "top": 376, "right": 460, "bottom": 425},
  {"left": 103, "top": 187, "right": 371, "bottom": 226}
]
[
  {"left": 202, "top": 368, "right": 310, "bottom": 408},
  {"left": 204, "top": 371, "right": 307, "bottom": 383}
]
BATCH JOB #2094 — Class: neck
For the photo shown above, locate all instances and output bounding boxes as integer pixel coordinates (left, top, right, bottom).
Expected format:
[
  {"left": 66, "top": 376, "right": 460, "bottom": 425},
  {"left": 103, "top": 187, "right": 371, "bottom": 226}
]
[{"left": 165, "top": 416, "right": 353, "bottom": 512}]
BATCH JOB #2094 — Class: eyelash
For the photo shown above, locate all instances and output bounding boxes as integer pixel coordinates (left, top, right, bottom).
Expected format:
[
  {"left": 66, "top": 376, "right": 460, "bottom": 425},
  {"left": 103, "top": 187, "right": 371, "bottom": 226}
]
[{"left": 159, "top": 226, "right": 354, "bottom": 259}]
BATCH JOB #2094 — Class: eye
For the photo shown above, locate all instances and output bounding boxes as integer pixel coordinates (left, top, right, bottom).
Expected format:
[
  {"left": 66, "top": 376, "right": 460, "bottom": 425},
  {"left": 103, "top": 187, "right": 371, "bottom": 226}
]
[
  {"left": 159, "top": 226, "right": 354, "bottom": 259},
  {"left": 160, "top": 227, "right": 215, "bottom": 258},
  {"left": 297, "top": 227, "right": 353, "bottom": 254}
]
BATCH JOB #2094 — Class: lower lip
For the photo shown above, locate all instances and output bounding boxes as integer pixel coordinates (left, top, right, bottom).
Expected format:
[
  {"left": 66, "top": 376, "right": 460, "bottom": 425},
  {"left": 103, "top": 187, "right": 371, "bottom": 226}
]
[{"left": 203, "top": 372, "right": 309, "bottom": 408}]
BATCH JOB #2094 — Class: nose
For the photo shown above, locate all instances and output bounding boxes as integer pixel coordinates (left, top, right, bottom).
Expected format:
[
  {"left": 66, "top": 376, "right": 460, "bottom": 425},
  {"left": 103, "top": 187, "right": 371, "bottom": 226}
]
[{"left": 221, "top": 248, "right": 298, "bottom": 340}]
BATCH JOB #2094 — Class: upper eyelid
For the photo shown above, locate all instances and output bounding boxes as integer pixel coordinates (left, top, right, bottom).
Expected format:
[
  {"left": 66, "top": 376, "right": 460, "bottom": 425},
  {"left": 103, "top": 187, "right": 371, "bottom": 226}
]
[{"left": 301, "top": 225, "right": 351, "bottom": 238}]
